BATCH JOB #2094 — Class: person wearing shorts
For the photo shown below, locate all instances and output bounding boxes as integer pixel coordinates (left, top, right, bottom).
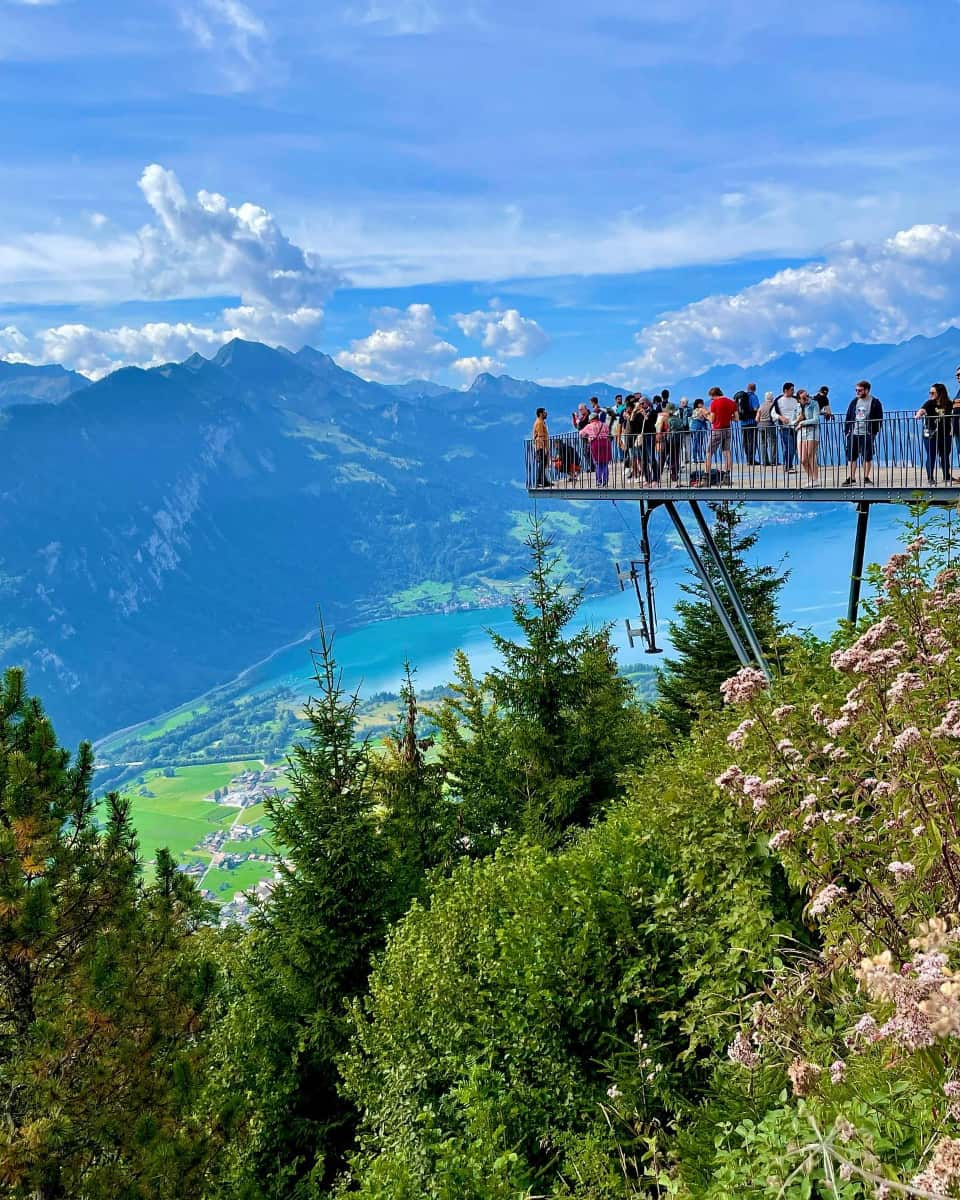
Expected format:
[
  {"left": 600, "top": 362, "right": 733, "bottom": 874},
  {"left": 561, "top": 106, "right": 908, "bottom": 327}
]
[
  {"left": 704, "top": 386, "right": 737, "bottom": 484},
  {"left": 842, "top": 381, "right": 883, "bottom": 486}
]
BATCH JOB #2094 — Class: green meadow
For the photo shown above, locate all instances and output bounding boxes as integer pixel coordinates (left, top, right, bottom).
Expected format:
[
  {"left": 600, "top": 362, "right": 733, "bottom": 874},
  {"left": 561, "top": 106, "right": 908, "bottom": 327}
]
[{"left": 120, "top": 760, "right": 267, "bottom": 869}]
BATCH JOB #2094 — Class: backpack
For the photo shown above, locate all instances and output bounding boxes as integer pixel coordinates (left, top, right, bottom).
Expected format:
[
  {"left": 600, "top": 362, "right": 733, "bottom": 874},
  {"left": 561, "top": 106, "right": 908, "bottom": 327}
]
[{"left": 734, "top": 390, "right": 754, "bottom": 421}]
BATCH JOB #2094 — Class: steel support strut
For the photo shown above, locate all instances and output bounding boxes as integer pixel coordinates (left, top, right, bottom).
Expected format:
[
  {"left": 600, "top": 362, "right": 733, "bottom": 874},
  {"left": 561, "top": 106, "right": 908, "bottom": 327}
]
[
  {"left": 687, "top": 500, "right": 771, "bottom": 680},
  {"left": 662, "top": 501, "right": 754, "bottom": 669},
  {"left": 638, "top": 501, "right": 662, "bottom": 653},
  {"left": 847, "top": 501, "right": 871, "bottom": 625}
]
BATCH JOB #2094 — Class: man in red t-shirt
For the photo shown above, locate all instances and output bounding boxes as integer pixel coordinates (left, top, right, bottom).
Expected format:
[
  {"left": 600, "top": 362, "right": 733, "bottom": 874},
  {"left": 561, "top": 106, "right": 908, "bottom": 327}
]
[{"left": 704, "top": 386, "right": 737, "bottom": 484}]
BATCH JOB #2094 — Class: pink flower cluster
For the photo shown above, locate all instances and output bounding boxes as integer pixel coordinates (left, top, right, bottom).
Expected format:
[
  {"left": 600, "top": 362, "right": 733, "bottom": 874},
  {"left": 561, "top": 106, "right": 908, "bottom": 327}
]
[
  {"left": 935, "top": 700, "right": 960, "bottom": 739},
  {"left": 726, "top": 1031, "right": 760, "bottom": 1069},
  {"left": 808, "top": 883, "right": 847, "bottom": 920},
  {"left": 891, "top": 726, "right": 922, "bottom": 754},
  {"left": 719, "top": 666, "right": 768, "bottom": 706},
  {"left": 886, "top": 670, "right": 922, "bottom": 706},
  {"left": 726, "top": 717, "right": 757, "bottom": 749}
]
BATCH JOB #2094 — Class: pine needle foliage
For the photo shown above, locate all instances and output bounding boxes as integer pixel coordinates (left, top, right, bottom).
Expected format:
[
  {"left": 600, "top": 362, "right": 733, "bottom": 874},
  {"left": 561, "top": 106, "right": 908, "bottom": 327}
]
[
  {"left": 438, "top": 515, "right": 644, "bottom": 851},
  {"left": 0, "top": 667, "right": 217, "bottom": 1200}
]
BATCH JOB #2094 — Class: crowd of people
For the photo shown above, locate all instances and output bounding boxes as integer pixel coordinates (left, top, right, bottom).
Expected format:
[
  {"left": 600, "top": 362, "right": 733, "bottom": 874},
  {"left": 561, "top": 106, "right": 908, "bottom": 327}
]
[{"left": 529, "top": 368, "right": 960, "bottom": 489}]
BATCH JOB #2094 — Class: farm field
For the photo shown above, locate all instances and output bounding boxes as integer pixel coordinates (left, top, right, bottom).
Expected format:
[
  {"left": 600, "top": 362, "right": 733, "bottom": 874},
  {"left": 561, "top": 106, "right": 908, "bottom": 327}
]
[
  {"left": 203, "top": 860, "right": 276, "bottom": 902},
  {"left": 117, "top": 759, "right": 272, "bottom": 872}
]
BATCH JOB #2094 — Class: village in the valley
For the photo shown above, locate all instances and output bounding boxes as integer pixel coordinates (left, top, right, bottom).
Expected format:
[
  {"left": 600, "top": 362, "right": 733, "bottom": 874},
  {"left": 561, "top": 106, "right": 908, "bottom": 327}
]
[{"left": 177, "top": 765, "right": 291, "bottom": 926}]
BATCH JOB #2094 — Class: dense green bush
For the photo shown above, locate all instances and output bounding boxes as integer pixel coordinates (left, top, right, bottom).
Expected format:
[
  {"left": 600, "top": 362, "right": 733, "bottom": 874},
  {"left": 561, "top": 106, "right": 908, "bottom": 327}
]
[{"left": 340, "top": 724, "right": 802, "bottom": 1197}]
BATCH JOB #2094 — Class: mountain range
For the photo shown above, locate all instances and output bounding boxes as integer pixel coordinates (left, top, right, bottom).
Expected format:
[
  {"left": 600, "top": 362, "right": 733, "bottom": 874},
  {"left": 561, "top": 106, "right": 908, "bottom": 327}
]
[{"left": 2, "top": 326, "right": 957, "bottom": 745}]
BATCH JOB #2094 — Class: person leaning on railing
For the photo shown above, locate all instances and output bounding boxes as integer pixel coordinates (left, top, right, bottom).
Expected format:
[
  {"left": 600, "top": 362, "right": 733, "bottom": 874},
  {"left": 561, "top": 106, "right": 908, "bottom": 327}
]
[
  {"left": 532, "top": 406, "right": 552, "bottom": 488},
  {"left": 841, "top": 380, "right": 883, "bottom": 487},
  {"left": 915, "top": 383, "right": 959, "bottom": 485}
]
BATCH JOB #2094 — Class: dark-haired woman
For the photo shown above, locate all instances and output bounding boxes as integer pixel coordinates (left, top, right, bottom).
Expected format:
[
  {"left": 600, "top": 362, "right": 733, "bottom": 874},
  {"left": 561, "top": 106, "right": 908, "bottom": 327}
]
[{"left": 915, "top": 383, "right": 957, "bottom": 484}]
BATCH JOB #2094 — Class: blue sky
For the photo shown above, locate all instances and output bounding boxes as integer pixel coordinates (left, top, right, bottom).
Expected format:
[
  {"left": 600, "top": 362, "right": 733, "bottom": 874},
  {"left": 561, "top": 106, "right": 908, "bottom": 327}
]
[{"left": 2, "top": 0, "right": 960, "bottom": 383}]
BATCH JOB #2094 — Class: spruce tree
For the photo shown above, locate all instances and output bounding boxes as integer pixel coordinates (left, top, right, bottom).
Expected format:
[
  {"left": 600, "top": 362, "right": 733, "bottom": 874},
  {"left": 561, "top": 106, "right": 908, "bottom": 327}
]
[
  {"left": 202, "top": 624, "right": 390, "bottom": 1199},
  {"left": 373, "top": 663, "right": 452, "bottom": 913},
  {"left": 438, "top": 516, "right": 643, "bottom": 849},
  {"left": 655, "top": 502, "right": 787, "bottom": 733}
]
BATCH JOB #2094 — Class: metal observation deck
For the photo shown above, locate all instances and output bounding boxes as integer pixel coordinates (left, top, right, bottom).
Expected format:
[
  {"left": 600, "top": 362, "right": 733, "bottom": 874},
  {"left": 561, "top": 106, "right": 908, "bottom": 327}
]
[{"left": 524, "top": 412, "right": 959, "bottom": 676}]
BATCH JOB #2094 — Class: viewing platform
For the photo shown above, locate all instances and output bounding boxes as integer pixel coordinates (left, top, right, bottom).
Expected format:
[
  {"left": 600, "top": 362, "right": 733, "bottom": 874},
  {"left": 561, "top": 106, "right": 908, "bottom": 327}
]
[
  {"left": 524, "top": 413, "right": 960, "bottom": 504},
  {"left": 523, "top": 410, "right": 960, "bottom": 667}
]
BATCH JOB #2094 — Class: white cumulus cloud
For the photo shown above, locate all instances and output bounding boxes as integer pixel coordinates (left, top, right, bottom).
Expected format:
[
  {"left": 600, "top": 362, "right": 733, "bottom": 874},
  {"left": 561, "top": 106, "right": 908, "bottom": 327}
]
[
  {"left": 453, "top": 302, "right": 549, "bottom": 358},
  {"left": 0, "top": 165, "right": 344, "bottom": 376},
  {"left": 136, "top": 164, "right": 341, "bottom": 317},
  {"left": 624, "top": 221, "right": 960, "bottom": 379},
  {"left": 334, "top": 303, "right": 459, "bottom": 382},
  {"left": 451, "top": 355, "right": 504, "bottom": 378}
]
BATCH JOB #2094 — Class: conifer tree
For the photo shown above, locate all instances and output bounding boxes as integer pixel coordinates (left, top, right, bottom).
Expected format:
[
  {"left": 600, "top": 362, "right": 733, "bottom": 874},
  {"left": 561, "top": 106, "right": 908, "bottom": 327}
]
[
  {"left": 0, "top": 667, "right": 217, "bottom": 1199},
  {"left": 202, "top": 625, "right": 390, "bottom": 1199},
  {"left": 438, "top": 516, "right": 642, "bottom": 849},
  {"left": 655, "top": 503, "right": 787, "bottom": 733},
  {"left": 374, "top": 663, "right": 452, "bottom": 912}
]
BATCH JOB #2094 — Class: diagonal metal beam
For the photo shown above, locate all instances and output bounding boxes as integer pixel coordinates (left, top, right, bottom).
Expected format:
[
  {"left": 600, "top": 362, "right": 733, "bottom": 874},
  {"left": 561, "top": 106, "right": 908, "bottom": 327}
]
[
  {"left": 847, "top": 501, "right": 871, "bottom": 625},
  {"left": 662, "top": 501, "right": 753, "bottom": 669},
  {"left": 687, "top": 500, "right": 771, "bottom": 680}
]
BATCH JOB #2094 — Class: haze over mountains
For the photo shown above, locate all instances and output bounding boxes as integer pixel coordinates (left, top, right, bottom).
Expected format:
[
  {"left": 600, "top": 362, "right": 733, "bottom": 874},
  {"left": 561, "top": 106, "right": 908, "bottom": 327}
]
[{"left": 2, "top": 326, "right": 957, "bottom": 745}]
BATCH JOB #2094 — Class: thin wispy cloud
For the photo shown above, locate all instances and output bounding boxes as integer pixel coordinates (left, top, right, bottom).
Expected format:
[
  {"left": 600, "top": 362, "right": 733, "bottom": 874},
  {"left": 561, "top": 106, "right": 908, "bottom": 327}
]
[
  {"left": 179, "top": 0, "right": 270, "bottom": 90},
  {"left": 343, "top": 0, "right": 444, "bottom": 35}
]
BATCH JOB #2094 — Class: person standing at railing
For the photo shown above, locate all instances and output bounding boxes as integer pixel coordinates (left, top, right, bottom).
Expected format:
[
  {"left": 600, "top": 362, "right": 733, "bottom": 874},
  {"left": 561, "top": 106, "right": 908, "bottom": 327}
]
[
  {"left": 734, "top": 385, "right": 759, "bottom": 464},
  {"left": 532, "top": 406, "right": 552, "bottom": 488},
  {"left": 689, "top": 399, "right": 709, "bottom": 465},
  {"left": 772, "top": 382, "right": 800, "bottom": 473},
  {"left": 757, "top": 391, "right": 778, "bottom": 467},
  {"left": 796, "top": 388, "right": 821, "bottom": 487},
  {"left": 583, "top": 410, "right": 612, "bottom": 486},
  {"left": 841, "top": 380, "right": 883, "bottom": 487},
  {"left": 572, "top": 402, "right": 592, "bottom": 473},
  {"left": 915, "top": 383, "right": 957, "bottom": 484},
  {"left": 814, "top": 385, "right": 834, "bottom": 420},
  {"left": 952, "top": 368, "right": 960, "bottom": 473},
  {"left": 623, "top": 398, "right": 644, "bottom": 479},
  {"left": 638, "top": 397, "right": 661, "bottom": 484},
  {"left": 704, "top": 386, "right": 737, "bottom": 485}
]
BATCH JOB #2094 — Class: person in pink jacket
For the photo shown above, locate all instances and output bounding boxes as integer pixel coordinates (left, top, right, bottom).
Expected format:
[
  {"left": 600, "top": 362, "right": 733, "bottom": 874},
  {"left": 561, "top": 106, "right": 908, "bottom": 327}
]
[{"left": 582, "top": 410, "right": 612, "bottom": 486}]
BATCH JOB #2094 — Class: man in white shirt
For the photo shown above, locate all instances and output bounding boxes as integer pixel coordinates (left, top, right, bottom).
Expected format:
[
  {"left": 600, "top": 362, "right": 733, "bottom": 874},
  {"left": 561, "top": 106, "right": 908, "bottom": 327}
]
[{"left": 772, "top": 382, "right": 799, "bottom": 473}]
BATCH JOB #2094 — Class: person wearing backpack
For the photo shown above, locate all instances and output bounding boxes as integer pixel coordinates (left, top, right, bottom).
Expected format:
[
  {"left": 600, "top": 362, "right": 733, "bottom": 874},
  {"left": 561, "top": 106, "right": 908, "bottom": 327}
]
[
  {"left": 665, "top": 402, "right": 686, "bottom": 482},
  {"left": 734, "top": 384, "right": 759, "bottom": 465}
]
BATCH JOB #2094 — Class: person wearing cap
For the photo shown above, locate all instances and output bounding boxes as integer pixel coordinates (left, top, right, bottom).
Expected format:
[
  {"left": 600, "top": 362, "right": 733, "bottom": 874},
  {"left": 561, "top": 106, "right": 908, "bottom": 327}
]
[
  {"left": 814, "top": 385, "right": 833, "bottom": 420},
  {"left": 531, "top": 406, "right": 551, "bottom": 488}
]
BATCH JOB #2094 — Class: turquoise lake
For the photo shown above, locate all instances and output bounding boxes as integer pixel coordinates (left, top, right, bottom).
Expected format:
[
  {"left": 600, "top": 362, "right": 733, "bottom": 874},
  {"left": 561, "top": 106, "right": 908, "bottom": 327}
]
[{"left": 232, "top": 503, "right": 912, "bottom": 701}]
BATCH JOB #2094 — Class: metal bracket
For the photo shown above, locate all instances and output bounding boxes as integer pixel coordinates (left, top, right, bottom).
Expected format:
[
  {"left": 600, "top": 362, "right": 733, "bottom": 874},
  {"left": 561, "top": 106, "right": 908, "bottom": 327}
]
[{"left": 614, "top": 500, "right": 663, "bottom": 655}]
